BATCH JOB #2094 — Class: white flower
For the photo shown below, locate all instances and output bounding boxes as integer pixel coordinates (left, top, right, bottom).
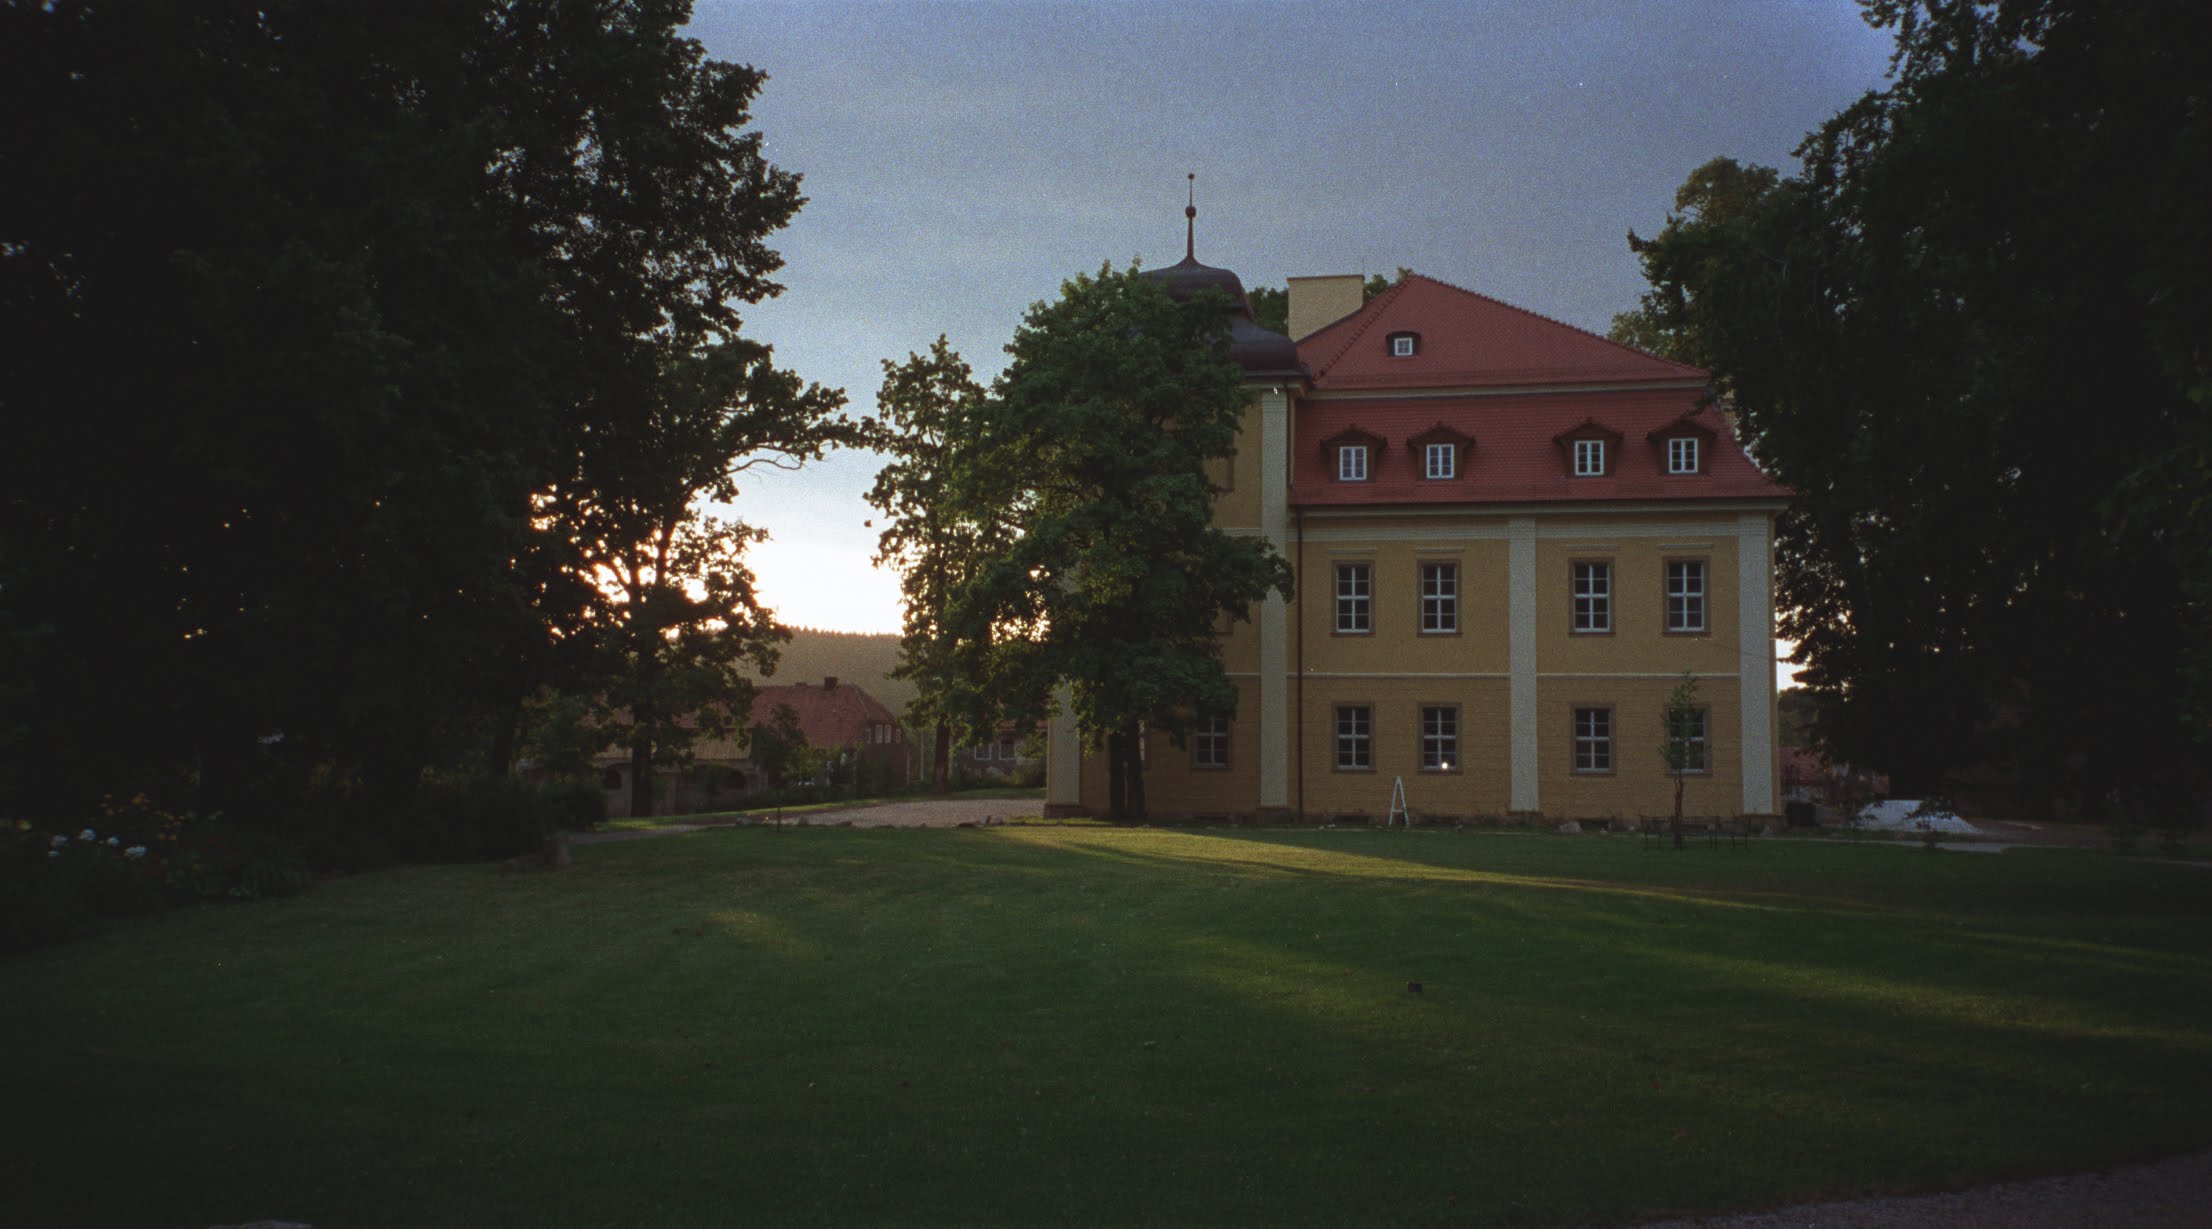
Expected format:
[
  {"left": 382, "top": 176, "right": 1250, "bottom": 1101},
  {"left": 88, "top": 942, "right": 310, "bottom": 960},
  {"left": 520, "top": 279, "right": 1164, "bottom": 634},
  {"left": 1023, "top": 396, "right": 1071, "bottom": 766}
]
[
  {"left": 124, "top": 845, "right": 148, "bottom": 860},
  {"left": 106, "top": 836, "right": 121, "bottom": 848},
  {"left": 50, "top": 834, "right": 67, "bottom": 848},
  {"left": 47, "top": 849, "right": 60, "bottom": 859},
  {"left": 79, "top": 828, "right": 96, "bottom": 841}
]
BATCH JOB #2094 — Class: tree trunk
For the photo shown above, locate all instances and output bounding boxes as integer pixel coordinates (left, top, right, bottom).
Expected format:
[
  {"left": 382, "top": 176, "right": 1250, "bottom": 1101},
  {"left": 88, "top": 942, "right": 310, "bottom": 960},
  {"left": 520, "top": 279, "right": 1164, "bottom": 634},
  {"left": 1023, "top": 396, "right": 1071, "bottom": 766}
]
[
  {"left": 1116, "top": 719, "right": 1147, "bottom": 822},
  {"left": 931, "top": 719, "right": 950, "bottom": 794},
  {"left": 1127, "top": 741, "right": 1147, "bottom": 821},
  {"left": 628, "top": 737, "right": 654, "bottom": 819},
  {"left": 1671, "top": 771, "right": 1685, "bottom": 849},
  {"left": 487, "top": 702, "right": 520, "bottom": 778},
  {"left": 1107, "top": 731, "right": 1128, "bottom": 819}
]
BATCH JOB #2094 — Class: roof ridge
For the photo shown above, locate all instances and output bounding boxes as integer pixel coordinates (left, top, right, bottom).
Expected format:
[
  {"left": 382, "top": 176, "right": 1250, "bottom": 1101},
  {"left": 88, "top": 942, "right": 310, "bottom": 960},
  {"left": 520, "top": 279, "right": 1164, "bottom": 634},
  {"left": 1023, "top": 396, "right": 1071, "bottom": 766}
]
[{"left": 1404, "top": 272, "right": 1707, "bottom": 380}]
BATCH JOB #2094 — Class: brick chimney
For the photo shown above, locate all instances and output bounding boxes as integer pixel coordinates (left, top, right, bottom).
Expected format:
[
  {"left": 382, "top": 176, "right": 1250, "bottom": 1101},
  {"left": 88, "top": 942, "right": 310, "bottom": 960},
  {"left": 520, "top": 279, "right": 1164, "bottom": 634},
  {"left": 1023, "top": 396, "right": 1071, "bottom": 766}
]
[{"left": 823, "top": 676, "right": 838, "bottom": 691}]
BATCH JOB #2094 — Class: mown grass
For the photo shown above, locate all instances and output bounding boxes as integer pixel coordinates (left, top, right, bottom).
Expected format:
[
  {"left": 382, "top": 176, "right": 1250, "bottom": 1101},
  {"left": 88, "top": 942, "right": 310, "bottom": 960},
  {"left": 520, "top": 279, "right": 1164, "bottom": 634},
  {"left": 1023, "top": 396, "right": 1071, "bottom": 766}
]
[{"left": 4, "top": 828, "right": 2209, "bottom": 1228}]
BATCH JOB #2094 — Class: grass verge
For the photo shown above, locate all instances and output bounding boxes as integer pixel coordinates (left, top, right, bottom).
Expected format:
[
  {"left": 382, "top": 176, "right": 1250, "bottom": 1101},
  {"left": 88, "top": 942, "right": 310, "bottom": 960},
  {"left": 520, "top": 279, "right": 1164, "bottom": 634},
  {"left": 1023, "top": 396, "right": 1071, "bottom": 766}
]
[{"left": 4, "top": 828, "right": 2209, "bottom": 1227}]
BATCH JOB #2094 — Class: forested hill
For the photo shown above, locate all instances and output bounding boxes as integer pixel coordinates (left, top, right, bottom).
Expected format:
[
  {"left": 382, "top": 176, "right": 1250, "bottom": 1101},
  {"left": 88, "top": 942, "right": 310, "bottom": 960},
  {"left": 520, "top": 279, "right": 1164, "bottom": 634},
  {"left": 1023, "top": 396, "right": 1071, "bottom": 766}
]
[{"left": 750, "top": 631, "right": 915, "bottom": 720}]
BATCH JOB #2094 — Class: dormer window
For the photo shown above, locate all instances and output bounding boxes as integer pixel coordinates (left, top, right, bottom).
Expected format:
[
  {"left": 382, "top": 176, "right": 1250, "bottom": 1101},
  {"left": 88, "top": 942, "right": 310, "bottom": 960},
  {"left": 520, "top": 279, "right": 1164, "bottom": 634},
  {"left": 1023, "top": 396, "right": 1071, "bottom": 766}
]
[
  {"left": 1647, "top": 412, "right": 1717, "bottom": 476},
  {"left": 1321, "top": 425, "right": 1385, "bottom": 483},
  {"left": 1387, "top": 331, "right": 1419, "bottom": 358},
  {"left": 1407, "top": 422, "right": 1474, "bottom": 482},
  {"left": 1553, "top": 419, "right": 1623, "bottom": 478}
]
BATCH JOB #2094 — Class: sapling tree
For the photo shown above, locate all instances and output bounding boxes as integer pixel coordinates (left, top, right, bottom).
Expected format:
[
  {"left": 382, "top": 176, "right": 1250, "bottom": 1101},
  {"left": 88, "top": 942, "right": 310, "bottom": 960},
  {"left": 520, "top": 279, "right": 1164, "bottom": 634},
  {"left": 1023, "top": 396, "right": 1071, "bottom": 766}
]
[{"left": 1659, "top": 672, "right": 1705, "bottom": 849}]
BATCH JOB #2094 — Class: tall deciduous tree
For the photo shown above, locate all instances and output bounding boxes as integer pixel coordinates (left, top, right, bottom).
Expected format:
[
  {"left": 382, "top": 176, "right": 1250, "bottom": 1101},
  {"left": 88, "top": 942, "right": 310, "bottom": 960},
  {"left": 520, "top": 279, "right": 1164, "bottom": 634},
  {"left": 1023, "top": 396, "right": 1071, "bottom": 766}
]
[
  {"left": 1616, "top": 0, "right": 2212, "bottom": 819},
  {"left": 867, "top": 338, "right": 995, "bottom": 793},
  {"left": 561, "top": 341, "right": 862, "bottom": 819},
  {"left": 0, "top": 1, "right": 853, "bottom": 832},
  {"left": 947, "top": 265, "right": 1294, "bottom": 819}
]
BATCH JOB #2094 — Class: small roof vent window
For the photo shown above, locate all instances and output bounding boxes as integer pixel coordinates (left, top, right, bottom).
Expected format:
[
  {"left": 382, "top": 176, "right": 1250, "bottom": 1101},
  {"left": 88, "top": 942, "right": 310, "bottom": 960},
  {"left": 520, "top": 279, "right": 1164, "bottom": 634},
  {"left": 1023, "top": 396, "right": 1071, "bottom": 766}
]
[{"left": 1387, "top": 331, "right": 1419, "bottom": 358}]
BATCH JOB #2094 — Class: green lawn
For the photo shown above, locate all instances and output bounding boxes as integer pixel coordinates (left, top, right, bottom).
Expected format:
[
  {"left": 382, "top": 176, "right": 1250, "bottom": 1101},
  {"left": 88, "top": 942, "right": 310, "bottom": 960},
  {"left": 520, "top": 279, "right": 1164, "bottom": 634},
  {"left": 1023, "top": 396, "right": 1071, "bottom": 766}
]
[{"left": 5, "top": 828, "right": 2210, "bottom": 1228}]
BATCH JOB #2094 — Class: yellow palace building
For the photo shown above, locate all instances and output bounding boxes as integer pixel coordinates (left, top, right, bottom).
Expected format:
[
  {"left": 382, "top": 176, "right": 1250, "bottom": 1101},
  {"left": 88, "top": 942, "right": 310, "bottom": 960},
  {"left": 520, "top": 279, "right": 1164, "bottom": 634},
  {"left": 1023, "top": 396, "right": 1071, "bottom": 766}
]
[{"left": 1045, "top": 243, "right": 1788, "bottom": 824}]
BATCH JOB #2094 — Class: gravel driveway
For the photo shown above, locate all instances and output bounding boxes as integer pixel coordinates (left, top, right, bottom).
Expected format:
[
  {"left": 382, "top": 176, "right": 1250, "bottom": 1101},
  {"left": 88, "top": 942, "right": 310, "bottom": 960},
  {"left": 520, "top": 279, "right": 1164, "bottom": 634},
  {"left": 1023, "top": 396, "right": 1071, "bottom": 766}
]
[
  {"left": 1627, "top": 1148, "right": 2212, "bottom": 1227},
  {"left": 770, "top": 796, "right": 1045, "bottom": 827}
]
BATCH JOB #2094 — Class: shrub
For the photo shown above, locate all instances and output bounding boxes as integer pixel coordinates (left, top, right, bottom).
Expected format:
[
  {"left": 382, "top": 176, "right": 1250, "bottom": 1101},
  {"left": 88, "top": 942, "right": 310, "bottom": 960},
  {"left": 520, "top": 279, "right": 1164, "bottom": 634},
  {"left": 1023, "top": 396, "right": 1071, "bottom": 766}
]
[
  {"left": 1, "top": 796, "right": 312, "bottom": 955},
  {"left": 394, "top": 777, "right": 605, "bottom": 864}
]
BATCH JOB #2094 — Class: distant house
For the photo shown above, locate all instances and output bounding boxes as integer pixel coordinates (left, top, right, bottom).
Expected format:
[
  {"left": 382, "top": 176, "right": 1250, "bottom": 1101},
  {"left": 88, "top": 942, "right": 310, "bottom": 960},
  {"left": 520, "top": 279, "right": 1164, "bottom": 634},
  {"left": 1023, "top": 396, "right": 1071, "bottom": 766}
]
[
  {"left": 591, "top": 717, "right": 751, "bottom": 820},
  {"left": 750, "top": 677, "right": 911, "bottom": 790},
  {"left": 956, "top": 725, "right": 1034, "bottom": 783}
]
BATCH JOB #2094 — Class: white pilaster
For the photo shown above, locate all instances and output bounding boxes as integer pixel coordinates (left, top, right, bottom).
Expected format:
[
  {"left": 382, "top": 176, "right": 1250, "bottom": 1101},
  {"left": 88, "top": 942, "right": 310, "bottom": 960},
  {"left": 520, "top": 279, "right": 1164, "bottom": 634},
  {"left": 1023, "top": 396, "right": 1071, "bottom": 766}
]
[
  {"left": 1508, "top": 516, "right": 1540, "bottom": 813},
  {"left": 1737, "top": 513, "right": 1776, "bottom": 815},
  {"left": 1046, "top": 685, "right": 1082, "bottom": 809},
  {"left": 1257, "top": 388, "right": 1292, "bottom": 811}
]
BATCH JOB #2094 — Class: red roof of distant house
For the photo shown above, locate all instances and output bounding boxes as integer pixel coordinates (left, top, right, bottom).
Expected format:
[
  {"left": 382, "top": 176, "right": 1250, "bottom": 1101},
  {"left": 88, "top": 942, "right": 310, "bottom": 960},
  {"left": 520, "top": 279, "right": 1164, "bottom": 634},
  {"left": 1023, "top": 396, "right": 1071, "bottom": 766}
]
[
  {"left": 1292, "top": 275, "right": 1789, "bottom": 508},
  {"left": 751, "top": 678, "right": 900, "bottom": 749}
]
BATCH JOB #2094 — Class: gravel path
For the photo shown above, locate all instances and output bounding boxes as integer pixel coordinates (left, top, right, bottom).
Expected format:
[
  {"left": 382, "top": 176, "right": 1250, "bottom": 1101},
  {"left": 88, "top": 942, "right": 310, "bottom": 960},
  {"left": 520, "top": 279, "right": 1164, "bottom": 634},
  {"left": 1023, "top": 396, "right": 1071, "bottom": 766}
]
[
  {"left": 780, "top": 796, "right": 1046, "bottom": 827},
  {"left": 571, "top": 796, "right": 1045, "bottom": 843},
  {"left": 1627, "top": 1149, "right": 2212, "bottom": 1227}
]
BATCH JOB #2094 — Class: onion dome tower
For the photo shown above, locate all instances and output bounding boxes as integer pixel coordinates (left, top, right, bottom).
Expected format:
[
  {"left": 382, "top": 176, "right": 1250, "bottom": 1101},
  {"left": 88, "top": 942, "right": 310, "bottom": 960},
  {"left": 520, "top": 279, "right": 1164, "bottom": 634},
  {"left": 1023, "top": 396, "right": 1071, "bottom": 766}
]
[{"left": 1139, "top": 175, "right": 1302, "bottom": 379}]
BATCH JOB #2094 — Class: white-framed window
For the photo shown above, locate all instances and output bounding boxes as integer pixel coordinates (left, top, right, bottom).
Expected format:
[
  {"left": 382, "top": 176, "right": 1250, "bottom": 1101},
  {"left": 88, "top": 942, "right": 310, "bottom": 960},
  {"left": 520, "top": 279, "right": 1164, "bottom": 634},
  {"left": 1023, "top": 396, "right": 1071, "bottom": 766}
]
[
  {"left": 1572, "top": 561, "right": 1611, "bottom": 633},
  {"left": 1573, "top": 438, "right": 1607, "bottom": 476},
  {"left": 1193, "top": 715, "right": 1229, "bottom": 769},
  {"left": 1389, "top": 332, "right": 1418, "bottom": 357},
  {"left": 1666, "top": 560, "right": 1707, "bottom": 633},
  {"left": 1334, "top": 562, "right": 1372, "bottom": 633},
  {"left": 1667, "top": 436, "right": 1701, "bottom": 475},
  {"left": 1573, "top": 706, "right": 1613, "bottom": 772},
  {"left": 1424, "top": 442, "right": 1456, "bottom": 480},
  {"left": 996, "top": 734, "right": 1015, "bottom": 760},
  {"left": 1337, "top": 444, "right": 1369, "bottom": 482},
  {"left": 1335, "top": 705, "right": 1372, "bottom": 770},
  {"left": 1666, "top": 706, "right": 1710, "bottom": 773},
  {"left": 1420, "top": 705, "right": 1458, "bottom": 771},
  {"left": 1419, "top": 562, "right": 1458, "bottom": 634}
]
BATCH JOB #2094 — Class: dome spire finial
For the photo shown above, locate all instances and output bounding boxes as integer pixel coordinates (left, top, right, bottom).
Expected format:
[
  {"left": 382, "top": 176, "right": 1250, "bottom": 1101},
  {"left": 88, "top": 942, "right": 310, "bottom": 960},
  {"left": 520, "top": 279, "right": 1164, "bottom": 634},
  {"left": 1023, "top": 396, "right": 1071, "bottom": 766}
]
[{"left": 1185, "top": 172, "right": 1196, "bottom": 261}]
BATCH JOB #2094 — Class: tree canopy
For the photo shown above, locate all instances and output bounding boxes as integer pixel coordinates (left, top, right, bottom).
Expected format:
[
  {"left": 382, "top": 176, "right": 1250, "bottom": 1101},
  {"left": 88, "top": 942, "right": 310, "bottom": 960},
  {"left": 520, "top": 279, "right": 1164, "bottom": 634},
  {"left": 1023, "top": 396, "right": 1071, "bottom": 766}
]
[
  {"left": 866, "top": 338, "right": 996, "bottom": 792},
  {"left": 0, "top": 0, "right": 849, "bottom": 832},
  {"left": 1614, "top": 0, "right": 2212, "bottom": 817},
  {"left": 909, "top": 265, "right": 1294, "bottom": 818}
]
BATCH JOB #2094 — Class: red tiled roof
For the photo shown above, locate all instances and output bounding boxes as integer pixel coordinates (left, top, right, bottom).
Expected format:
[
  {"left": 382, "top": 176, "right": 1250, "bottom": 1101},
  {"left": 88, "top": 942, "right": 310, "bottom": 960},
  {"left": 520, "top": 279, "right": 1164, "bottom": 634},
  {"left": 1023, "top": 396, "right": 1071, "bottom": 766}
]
[
  {"left": 750, "top": 679, "right": 901, "bottom": 750},
  {"left": 1299, "top": 274, "right": 1708, "bottom": 390},
  {"left": 1294, "top": 392, "right": 1784, "bottom": 507},
  {"left": 1292, "top": 275, "right": 1787, "bottom": 508}
]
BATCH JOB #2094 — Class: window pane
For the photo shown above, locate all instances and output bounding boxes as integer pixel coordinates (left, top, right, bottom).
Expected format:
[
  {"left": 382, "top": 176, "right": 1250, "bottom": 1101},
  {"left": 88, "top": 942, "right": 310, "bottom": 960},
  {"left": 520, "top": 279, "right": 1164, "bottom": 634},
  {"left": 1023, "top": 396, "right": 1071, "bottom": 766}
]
[
  {"left": 1335, "top": 563, "right": 1372, "bottom": 633},
  {"left": 1574, "top": 707, "right": 1612, "bottom": 771},
  {"left": 1425, "top": 442, "right": 1455, "bottom": 480},
  {"left": 1338, "top": 445, "right": 1367, "bottom": 481},
  {"left": 1574, "top": 439, "right": 1605, "bottom": 476},
  {"left": 1666, "top": 560, "right": 1706, "bottom": 632},
  {"left": 1420, "top": 705, "right": 1458, "bottom": 770},
  {"left": 1573, "top": 562, "right": 1611, "bottom": 632},
  {"left": 1336, "top": 705, "right": 1372, "bottom": 770},
  {"left": 1420, "top": 562, "right": 1458, "bottom": 633}
]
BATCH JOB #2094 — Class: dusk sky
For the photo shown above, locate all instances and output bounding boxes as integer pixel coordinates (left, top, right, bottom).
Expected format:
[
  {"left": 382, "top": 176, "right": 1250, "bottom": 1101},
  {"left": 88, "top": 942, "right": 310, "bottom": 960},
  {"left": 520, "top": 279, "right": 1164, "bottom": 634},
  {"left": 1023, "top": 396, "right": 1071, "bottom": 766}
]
[{"left": 682, "top": 0, "right": 1897, "bottom": 638}]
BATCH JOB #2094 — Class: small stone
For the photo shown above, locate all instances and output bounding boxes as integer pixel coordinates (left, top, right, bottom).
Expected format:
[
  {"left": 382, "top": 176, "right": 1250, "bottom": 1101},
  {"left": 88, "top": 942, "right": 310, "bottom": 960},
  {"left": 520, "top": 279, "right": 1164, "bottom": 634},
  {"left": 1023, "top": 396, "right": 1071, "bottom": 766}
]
[{"left": 1556, "top": 820, "right": 1583, "bottom": 835}]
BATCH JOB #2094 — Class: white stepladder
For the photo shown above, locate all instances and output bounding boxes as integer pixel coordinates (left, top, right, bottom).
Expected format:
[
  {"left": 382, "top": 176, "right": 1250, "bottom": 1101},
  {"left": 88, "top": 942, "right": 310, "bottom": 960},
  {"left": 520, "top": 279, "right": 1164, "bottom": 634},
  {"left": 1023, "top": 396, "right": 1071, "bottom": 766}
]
[{"left": 1386, "top": 775, "right": 1412, "bottom": 828}]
